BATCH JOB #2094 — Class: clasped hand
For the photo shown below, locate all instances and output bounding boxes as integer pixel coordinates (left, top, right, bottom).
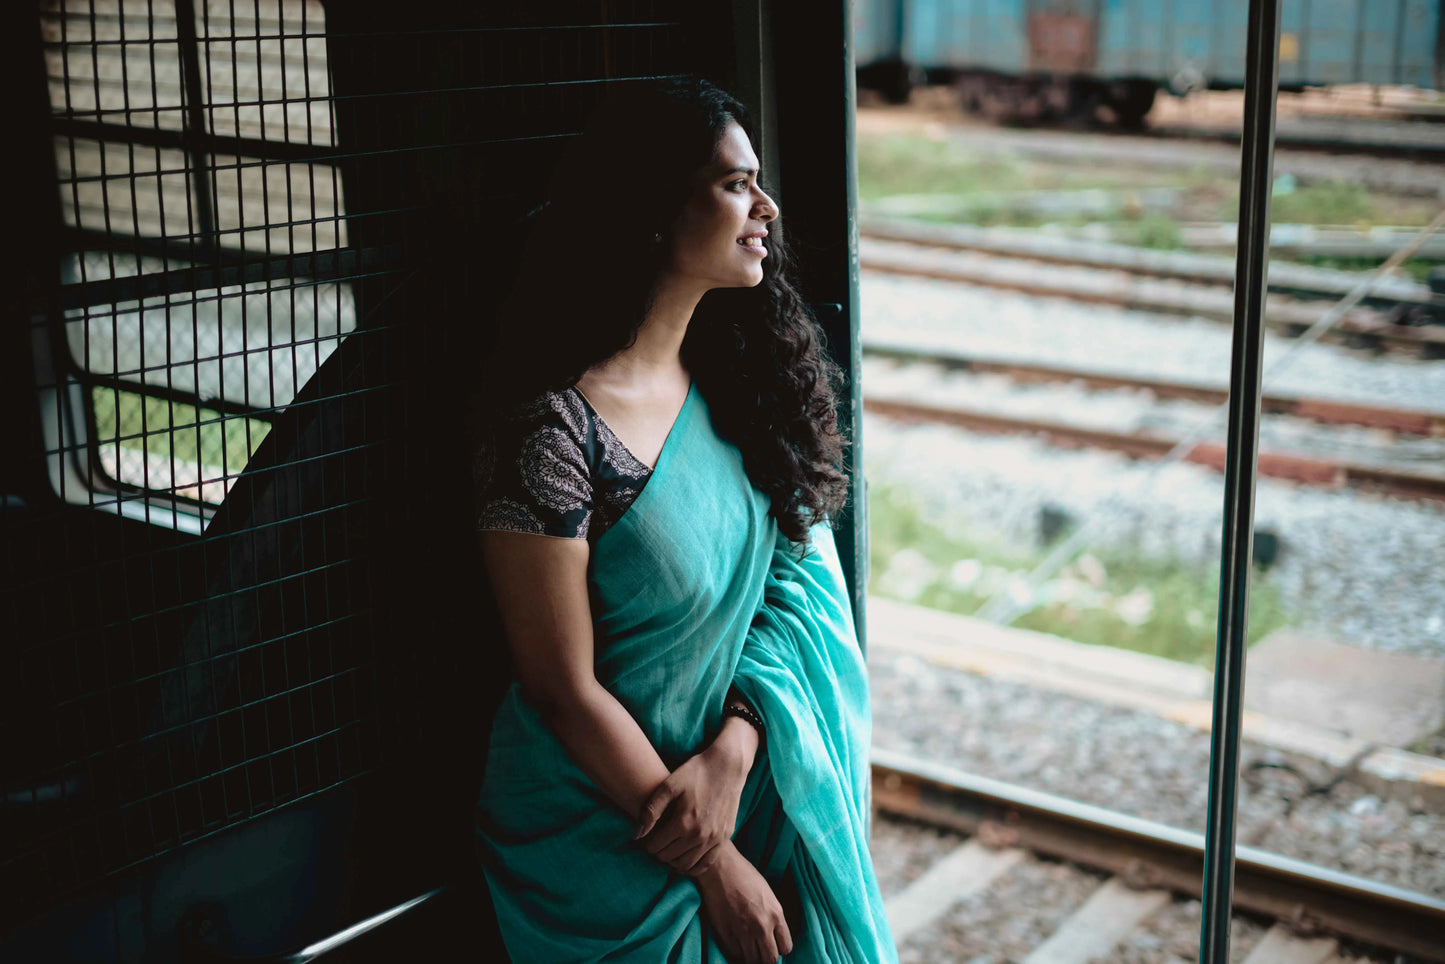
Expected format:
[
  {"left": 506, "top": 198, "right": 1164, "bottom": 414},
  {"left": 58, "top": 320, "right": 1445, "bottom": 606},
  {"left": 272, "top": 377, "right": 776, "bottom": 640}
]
[{"left": 633, "top": 739, "right": 749, "bottom": 877}]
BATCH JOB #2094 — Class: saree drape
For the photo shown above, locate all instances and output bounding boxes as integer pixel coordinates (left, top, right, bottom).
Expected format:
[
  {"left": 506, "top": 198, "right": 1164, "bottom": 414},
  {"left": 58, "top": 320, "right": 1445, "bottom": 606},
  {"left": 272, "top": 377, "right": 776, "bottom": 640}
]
[{"left": 475, "top": 382, "right": 898, "bottom": 963}]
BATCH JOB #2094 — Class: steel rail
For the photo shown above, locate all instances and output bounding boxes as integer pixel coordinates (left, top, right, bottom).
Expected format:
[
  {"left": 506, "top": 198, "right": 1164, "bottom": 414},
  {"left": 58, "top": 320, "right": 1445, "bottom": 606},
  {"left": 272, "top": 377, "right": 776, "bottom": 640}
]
[
  {"left": 871, "top": 749, "right": 1445, "bottom": 962},
  {"left": 858, "top": 244, "right": 1445, "bottom": 356},
  {"left": 1144, "top": 119, "right": 1445, "bottom": 159},
  {"left": 856, "top": 218, "right": 1443, "bottom": 308},
  {"left": 861, "top": 341, "right": 1445, "bottom": 435},
  {"left": 863, "top": 395, "right": 1445, "bottom": 504}
]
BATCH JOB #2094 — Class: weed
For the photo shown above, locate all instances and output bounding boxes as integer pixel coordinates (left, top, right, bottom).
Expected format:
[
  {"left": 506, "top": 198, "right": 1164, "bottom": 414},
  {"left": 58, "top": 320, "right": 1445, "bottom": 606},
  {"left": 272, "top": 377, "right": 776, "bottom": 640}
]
[
  {"left": 867, "top": 481, "right": 1291, "bottom": 668},
  {"left": 1114, "top": 213, "right": 1184, "bottom": 250}
]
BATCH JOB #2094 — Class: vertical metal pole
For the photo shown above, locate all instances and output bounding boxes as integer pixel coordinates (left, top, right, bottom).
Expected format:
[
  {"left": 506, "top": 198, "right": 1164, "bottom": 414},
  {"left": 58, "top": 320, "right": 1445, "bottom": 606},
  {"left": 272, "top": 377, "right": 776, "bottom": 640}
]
[
  {"left": 1199, "top": 0, "right": 1279, "bottom": 961},
  {"left": 840, "top": 0, "right": 867, "bottom": 657},
  {"left": 173, "top": 0, "right": 218, "bottom": 259}
]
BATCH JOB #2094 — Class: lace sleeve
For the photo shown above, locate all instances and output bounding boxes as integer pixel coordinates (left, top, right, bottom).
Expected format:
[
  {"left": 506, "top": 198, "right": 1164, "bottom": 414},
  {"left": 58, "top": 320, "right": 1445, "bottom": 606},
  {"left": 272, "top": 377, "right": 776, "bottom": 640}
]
[{"left": 474, "top": 390, "right": 595, "bottom": 540}]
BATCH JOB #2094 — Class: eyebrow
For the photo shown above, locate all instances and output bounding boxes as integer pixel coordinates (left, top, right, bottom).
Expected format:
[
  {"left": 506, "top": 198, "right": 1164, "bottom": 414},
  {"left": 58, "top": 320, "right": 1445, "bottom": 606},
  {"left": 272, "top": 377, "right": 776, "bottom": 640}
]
[{"left": 721, "top": 166, "right": 759, "bottom": 178}]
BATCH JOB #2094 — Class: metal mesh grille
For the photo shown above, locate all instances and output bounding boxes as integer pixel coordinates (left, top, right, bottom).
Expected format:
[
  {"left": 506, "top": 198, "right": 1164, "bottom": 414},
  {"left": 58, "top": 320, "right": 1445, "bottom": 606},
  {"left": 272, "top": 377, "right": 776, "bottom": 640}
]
[
  {"left": 47, "top": 0, "right": 352, "bottom": 514},
  {"left": 7, "top": 0, "right": 710, "bottom": 929}
]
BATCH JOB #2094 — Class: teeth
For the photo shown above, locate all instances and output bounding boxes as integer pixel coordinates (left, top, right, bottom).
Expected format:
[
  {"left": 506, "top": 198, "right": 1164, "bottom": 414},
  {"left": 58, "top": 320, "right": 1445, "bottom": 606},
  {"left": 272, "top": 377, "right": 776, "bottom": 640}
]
[{"left": 739, "top": 237, "right": 762, "bottom": 246}]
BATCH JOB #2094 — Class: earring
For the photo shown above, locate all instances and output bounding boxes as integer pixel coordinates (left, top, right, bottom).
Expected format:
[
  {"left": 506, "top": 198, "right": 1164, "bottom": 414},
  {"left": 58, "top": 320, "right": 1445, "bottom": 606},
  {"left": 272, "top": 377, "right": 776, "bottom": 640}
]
[{"left": 652, "top": 232, "right": 662, "bottom": 244}]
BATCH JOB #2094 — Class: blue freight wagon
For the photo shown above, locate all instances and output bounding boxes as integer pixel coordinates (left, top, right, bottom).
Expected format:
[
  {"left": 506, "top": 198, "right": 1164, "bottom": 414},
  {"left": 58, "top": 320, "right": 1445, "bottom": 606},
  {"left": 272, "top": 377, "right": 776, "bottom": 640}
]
[
  {"left": 855, "top": 0, "right": 1443, "bottom": 124},
  {"left": 854, "top": 0, "right": 919, "bottom": 102}
]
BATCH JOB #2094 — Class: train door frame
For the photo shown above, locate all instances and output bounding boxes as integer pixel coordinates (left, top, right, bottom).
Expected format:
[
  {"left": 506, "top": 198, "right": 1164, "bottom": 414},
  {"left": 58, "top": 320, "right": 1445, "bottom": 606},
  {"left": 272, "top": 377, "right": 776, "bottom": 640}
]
[{"left": 1200, "top": 1, "right": 1283, "bottom": 960}]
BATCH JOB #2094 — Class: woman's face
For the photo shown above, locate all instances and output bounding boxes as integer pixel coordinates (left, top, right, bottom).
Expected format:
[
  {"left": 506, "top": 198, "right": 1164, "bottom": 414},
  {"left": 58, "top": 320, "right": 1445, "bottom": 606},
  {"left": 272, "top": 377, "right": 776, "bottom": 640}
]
[{"left": 663, "top": 120, "right": 779, "bottom": 292}]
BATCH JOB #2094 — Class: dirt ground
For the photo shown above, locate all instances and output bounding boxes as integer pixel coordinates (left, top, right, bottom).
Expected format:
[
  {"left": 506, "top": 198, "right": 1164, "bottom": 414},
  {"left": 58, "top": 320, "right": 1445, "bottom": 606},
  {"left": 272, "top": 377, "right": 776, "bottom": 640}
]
[{"left": 858, "top": 83, "right": 1445, "bottom": 135}]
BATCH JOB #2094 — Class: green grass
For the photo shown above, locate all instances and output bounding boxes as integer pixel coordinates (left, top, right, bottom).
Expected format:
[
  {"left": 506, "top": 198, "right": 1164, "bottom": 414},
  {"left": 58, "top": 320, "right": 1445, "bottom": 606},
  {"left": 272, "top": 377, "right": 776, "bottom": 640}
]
[
  {"left": 91, "top": 385, "right": 270, "bottom": 501},
  {"left": 867, "top": 481, "right": 1291, "bottom": 668},
  {"left": 856, "top": 134, "right": 1029, "bottom": 201},
  {"left": 1286, "top": 254, "right": 1439, "bottom": 284},
  {"left": 856, "top": 133, "right": 1185, "bottom": 202},
  {"left": 859, "top": 131, "right": 1440, "bottom": 240},
  {"left": 1261, "top": 180, "right": 1378, "bottom": 225},
  {"left": 1205, "top": 177, "right": 1441, "bottom": 229},
  {"left": 1111, "top": 212, "right": 1185, "bottom": 250}
]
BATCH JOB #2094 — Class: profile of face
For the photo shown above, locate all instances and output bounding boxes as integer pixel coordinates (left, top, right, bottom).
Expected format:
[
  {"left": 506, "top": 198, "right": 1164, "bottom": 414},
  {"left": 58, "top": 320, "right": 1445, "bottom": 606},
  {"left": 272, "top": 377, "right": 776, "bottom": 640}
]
[{"left": 661, "top": 120, "right": 780, "bottom": 292}]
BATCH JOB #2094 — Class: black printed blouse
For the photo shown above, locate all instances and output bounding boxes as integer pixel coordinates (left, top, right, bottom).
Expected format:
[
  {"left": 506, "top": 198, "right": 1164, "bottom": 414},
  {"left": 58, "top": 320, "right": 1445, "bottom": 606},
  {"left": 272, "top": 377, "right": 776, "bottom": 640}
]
[{"left": 473, "top": 386, "right": 653, "bottom": 542}]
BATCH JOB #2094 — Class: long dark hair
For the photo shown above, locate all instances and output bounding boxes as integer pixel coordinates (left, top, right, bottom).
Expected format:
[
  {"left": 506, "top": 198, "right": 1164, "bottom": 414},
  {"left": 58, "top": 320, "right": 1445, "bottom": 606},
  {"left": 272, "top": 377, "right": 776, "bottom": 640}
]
[{"left": 473, "top": 76, "right": 849, "bottom": 547}]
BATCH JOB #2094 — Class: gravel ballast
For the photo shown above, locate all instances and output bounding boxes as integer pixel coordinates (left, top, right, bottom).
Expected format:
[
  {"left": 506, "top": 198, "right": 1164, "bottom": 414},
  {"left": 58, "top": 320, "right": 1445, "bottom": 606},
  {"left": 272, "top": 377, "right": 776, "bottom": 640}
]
[
  {"left": 867, "top": 646, "right": 1445, "bottom": 897},
  {"left": 861, "top": 271, "right": 1445, "bottom": 415},
  {"left": 863, "top": 411, "right": 1445, "bottom": 657}
]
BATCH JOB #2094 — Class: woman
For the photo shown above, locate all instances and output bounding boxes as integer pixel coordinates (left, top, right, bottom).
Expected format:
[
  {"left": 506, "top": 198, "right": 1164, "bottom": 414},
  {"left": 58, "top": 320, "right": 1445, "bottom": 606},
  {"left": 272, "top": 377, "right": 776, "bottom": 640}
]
[{"left": 471, "top": 77, "right": 898, "bottom": 963}]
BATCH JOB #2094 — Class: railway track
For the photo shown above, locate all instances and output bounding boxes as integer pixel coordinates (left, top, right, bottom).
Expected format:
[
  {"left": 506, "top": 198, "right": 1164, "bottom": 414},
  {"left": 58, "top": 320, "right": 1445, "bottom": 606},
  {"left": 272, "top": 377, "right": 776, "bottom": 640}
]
[
  {"left": 858, "top": 222, "right": 1445, "bottom": 358},
  {"left": 859, "top": 217, "right": 1445, "bottom": 304},
  {"left": 862, "top": 340, "right": 1445, "bottom": 437},
  {"left": 861, "top": 347, "right": 1445, "bottom": 505},
  {"left": 869, "top": 751, "right": 1445, "bottom": 962},
  {"left": 1146, "top": 114, "right": 1445, "bottom": 161},
  {"left": 864, "top": 393, "right": 1445, "bottom": 504}
]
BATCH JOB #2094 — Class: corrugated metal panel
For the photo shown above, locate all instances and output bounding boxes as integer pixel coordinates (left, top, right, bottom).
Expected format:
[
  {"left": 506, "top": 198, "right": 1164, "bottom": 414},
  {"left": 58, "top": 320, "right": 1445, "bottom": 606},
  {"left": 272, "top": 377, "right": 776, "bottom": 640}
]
[
  {"left": 905, "top": 0, "right": 1441, "bottom": 88},
  {"left": 905, "top": 0, "right": 1031, "bottom": 72},
  {"left": 854, "top": 0, "right": 905, "bottom": 67}
]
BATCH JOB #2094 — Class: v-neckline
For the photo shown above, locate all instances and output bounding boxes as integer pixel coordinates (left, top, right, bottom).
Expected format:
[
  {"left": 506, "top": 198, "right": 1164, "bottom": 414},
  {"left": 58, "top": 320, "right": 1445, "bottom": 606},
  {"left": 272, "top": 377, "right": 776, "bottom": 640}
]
[{"left": 572, "top": 381, "right": 695, "bottom": 473}]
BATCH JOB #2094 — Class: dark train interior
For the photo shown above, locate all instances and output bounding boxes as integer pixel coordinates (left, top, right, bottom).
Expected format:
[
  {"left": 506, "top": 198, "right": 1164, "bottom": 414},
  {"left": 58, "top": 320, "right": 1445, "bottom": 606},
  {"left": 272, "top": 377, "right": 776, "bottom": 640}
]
[{"left": 1, "top": 2, "right": 862, "bottom": 959}]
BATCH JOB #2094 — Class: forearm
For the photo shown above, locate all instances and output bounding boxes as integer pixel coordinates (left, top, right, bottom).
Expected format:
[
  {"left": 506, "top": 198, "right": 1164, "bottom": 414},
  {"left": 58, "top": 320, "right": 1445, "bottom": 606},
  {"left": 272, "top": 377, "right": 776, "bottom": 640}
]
[
  {"left": 541, "top": 682, "right": 762, "bottom": 883},
  {"left": 691, "top": 837, "right": 745, "bottom": 891},
  {"left": 714, "top": 687, "right": 761, "bottom": 773},
  {"left": 539, "top": 680, "right": 673, "bottom": 822}
]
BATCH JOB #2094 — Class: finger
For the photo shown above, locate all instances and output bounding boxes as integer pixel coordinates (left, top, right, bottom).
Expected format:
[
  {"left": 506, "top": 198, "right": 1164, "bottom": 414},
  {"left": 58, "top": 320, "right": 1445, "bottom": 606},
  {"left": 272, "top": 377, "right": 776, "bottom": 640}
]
[
  {"left": 660, "top": 815, "right": 704, "bottom": 857},
  {"left": 677, "top": 840, "right": 716, "bottom": 877},
  {"left": 642, "top": 816, "right": 688, "bottom": 854},
  {"left": 644, "top": 823, "right": 680, "bottom": 857},
  {"left": 776, "top": 921, "right": 793, "bottom": 957},
  {"left": 646, "top": 812, "right": 691, "bottom": 852},
  {"left": 656, "top": 831, "right": 703, "bottom": 865},
  {"left": 686, "top": 843, "right": 721, "bottom": 878},
  {"left": 634, "top": 785, "right": 675, "bottom": 839},
  {"left": 646, "top": 829, "right": 686, "bottom": 860}
]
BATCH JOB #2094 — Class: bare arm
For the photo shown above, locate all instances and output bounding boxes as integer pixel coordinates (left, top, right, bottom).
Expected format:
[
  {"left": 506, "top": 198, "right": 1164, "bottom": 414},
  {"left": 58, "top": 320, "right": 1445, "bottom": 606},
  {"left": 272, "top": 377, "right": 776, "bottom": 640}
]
[
  {"left": 482, "top": 529, "right": 771, "bottom": 882},
  {"left": 479, "top": 528, "right": 673, "bottom": 822},
  {"left": 480, "top": 528, "right": 790, "bottom": 955}
]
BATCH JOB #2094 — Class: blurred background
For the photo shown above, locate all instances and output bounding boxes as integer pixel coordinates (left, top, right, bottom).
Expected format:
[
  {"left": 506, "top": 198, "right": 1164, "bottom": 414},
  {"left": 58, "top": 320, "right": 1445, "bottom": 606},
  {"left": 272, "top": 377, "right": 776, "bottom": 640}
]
[{"left": 851, "top": 2, "right": 1445, "bottom": 960}]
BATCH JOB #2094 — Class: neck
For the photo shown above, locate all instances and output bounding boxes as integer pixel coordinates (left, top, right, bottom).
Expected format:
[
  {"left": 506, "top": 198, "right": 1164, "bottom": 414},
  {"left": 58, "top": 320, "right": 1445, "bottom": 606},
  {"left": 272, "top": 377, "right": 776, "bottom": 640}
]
[{"left": 594, "top": 275, "right": 706, "bottom": 383}]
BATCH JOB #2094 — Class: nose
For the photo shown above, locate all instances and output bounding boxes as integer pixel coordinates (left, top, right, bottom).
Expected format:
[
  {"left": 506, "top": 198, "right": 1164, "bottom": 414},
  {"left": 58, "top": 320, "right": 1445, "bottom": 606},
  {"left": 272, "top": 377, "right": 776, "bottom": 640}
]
[{"left": 755, "top": 187, "right": 779, "bottom": 222}]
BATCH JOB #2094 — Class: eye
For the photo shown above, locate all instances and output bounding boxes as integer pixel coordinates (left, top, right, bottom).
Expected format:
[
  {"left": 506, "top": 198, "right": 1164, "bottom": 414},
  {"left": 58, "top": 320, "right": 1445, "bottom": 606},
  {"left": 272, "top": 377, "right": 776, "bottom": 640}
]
[{"left": 728, "top": 179, "right": 748, "bottom": 192}]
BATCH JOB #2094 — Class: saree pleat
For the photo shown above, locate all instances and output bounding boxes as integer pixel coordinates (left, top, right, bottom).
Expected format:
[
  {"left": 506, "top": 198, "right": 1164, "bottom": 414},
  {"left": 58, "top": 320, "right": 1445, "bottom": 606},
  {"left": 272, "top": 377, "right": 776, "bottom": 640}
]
[
  {"left": 731, "top": 523, "right": 895, "bottom": 964},
  {"left": 476, "top": 383, "right": 898, "bottom": 963}
]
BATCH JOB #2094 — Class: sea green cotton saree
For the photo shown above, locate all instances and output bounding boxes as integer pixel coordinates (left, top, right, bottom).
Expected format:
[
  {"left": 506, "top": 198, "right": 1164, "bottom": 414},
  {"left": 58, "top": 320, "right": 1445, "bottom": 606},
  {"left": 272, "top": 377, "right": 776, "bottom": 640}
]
[{"left": 475, "top": 381, "right": 898, "bottom": 963}]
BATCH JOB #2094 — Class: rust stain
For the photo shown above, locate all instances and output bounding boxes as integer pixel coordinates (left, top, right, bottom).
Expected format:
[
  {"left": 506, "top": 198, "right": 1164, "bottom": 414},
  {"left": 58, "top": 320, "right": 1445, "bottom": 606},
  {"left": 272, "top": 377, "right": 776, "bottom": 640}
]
[{"left": 1027, "top": 12, "right": 1097, "bottom": 73}]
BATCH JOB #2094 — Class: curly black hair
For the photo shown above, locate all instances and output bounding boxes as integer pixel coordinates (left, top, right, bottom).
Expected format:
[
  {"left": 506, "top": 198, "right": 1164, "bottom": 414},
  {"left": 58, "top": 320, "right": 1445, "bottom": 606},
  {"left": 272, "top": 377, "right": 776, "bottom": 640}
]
[{"left": 472, "top": 76, "right": 850, "bottom": 547}]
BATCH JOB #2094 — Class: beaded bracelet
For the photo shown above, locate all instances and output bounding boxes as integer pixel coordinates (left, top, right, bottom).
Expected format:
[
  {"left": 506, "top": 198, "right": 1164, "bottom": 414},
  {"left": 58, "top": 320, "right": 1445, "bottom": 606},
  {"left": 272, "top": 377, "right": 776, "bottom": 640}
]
[{"left": 722, "top": 701, "right": 765, "bottom": 746}]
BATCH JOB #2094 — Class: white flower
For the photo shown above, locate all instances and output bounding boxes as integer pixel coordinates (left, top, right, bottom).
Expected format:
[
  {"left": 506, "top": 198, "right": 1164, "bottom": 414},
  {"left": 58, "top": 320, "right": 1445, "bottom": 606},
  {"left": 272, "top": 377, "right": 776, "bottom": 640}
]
[
  {"left": 878, "top": 549, "right": 940, "bottom": 602},
  {"left": 949, "top": 558, "right": 983, "bottom": 591},
  {"left": 1075, "top": 554, "right": 1108, "bottom": 588},
  {"left": 1113, "top": 586, "right": 1155, "bottom": 627}
]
